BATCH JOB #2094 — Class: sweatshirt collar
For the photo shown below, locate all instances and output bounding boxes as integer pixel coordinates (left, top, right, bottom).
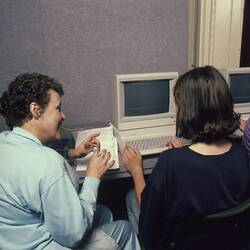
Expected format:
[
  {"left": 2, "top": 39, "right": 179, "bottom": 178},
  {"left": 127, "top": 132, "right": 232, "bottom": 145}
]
[{"left": 13, "top": 127, "right": 42, "bottom": 145}]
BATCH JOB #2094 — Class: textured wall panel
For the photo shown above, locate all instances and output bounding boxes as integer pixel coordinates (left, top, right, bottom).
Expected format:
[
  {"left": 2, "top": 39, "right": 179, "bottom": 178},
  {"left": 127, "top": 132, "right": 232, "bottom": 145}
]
[{"left": 0, "top": 0, "right": 188, "bottom": 130}]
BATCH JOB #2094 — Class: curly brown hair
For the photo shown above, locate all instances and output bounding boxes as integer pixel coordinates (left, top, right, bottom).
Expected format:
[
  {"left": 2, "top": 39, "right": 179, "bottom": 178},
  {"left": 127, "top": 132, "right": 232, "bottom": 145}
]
[{"left": 0, "top": 73, "right": 64, "bottom": 129}]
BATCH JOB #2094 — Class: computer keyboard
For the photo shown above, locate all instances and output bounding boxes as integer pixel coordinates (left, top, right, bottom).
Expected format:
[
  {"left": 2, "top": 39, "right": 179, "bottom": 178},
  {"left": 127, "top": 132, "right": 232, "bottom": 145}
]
[
  {"left": 125, "top": 135, "right": 174, "bottom": 155},
  {"left": 123, "top": 136, "right": 191, "bottom": 156}
]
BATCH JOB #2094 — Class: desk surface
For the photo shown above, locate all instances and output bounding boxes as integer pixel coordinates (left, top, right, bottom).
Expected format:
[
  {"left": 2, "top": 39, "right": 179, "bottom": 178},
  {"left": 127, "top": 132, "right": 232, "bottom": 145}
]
[
  {"left": 77, "top": 153, "right": 159, "bottom": 181},
  {"left": 61, "top": 126, "right": 244, "bottom": 182}
]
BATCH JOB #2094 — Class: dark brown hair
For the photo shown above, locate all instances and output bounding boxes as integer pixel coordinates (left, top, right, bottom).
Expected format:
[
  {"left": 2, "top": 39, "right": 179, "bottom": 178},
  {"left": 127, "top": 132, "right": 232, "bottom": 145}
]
[{"left": 174, "top": 65, "right": 240, "bottom": 143}]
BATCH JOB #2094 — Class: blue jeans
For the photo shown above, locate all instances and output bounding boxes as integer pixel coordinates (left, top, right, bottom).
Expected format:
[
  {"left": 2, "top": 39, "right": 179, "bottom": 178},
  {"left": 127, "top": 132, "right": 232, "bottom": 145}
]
[
  {"left": 77, "top": 204, "right": 141, "bottom": 250},
  {"left": 126, "top": 189, "right": 140, "bottom": 234}
]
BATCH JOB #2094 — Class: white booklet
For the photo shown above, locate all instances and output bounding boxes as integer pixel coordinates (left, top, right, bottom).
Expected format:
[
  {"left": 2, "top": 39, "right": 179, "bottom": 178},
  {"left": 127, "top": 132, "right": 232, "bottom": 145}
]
[{"left": 75, "top": 124, "right": 119, "bottom": 171}]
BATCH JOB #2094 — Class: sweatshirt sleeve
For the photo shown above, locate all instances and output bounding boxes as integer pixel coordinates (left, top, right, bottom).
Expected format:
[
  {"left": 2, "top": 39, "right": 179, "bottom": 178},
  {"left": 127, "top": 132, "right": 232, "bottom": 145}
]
[{"left": 41, "top": 156, "right": 100, "bottom": 248}]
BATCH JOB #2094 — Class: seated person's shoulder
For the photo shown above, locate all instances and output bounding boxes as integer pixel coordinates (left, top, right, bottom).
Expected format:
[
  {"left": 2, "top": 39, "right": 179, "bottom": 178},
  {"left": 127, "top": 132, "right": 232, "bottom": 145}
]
[
  {"left": 153, "top": 146, "right": 188, "bottom": 173},
  {"left": 42, "top": 144, "right": 66, "bottom": 166},
  {"left": 161, "top": 145, "right": 189, "bottom": 159},
  {"left": 38, "top": 145, "right": 72, "bottom": 183}
]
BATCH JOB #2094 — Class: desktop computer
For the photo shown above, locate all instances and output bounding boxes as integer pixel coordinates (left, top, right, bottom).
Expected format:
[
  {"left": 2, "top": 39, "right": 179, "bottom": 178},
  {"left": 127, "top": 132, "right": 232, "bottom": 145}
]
[{"left": 111, "top": 72, "right": 179, "bottom": 155}]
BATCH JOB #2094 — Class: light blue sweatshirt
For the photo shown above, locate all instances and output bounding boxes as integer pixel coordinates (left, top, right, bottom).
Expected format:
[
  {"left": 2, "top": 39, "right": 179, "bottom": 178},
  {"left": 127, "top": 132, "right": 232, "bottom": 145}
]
[{"left": 0, "top": 127, "right": 100, "bottom": 249}]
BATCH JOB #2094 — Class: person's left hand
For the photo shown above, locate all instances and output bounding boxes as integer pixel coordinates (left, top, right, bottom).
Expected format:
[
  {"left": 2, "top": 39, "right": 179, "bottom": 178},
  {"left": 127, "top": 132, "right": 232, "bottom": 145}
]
[
  {"left": 86, "top": 148, "right": 115, "bottom": 179},
  {"left": 68, "top": 133, "right": 100, "bottom": 160}
]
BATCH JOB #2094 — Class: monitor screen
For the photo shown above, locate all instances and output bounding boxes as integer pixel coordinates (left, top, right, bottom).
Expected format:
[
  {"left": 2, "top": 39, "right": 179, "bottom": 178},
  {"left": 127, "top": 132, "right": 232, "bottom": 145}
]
[
  {"left": 230, "top": 73, "right": 250, "bottom": 104},
  {"left": 124, "top": 79, "right": 169, "bottom": 116},
  {"left": 113, "top": 72, "right": 178, "bottom": 131}
]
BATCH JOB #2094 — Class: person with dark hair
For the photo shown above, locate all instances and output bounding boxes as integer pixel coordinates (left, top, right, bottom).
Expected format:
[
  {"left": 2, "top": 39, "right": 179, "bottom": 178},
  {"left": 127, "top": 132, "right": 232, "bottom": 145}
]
[
  {"left": 0, "top": 73, "right": 140, "bottom": 250},
  {"left": 122, "top": 65, "right": 250, "bottom": 250}
]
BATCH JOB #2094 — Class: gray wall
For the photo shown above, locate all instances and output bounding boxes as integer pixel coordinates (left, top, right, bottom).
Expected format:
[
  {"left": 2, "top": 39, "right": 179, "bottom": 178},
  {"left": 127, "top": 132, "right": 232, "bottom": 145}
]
[{"left": 0, "top": 0, "right": 188, "bottom": 130}]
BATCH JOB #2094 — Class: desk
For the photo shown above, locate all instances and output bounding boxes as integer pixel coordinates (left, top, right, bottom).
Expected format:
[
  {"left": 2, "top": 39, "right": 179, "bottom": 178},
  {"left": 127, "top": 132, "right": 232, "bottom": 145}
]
[
  {"left": 77, "top": 153, "right": 159, "bottom": 182},
  {"left": 69, "top": 125, "right": 162, "bottom": 181},
  {"left": 55, "top": 126, "right": 244, "bottom": 182},
  {"left": 48, "top": 127, "right": 159, "bottom": 181}
]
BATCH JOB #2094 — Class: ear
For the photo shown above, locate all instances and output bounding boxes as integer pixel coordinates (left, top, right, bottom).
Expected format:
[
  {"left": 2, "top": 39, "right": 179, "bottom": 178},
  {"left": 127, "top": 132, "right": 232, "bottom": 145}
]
[{"left": 29, "top": 102, "right": 42, "bottom": 119}]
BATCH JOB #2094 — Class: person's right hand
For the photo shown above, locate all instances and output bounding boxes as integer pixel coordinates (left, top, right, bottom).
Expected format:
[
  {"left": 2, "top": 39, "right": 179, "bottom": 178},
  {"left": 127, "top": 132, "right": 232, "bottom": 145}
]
[
  {"left": 122, "top": 145, "right": 142, "bottom": 177},
  {"left": 68, "top": 133, "right": 100, "bottom": 160},
  {"left": 86, "top": 148, "right": 115, "bottom": 179}
]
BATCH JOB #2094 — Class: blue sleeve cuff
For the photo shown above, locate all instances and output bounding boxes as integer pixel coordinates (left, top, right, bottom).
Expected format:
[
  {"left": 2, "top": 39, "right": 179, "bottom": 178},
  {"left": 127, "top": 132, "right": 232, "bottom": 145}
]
[{"left": 83, "top": 176, "right": 100, "bottom": 191}]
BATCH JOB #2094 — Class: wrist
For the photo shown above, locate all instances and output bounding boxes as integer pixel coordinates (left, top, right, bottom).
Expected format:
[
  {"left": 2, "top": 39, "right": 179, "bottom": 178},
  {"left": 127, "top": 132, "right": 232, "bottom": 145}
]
[
  {"left": 131, "top": 166, "right": 143, "bottom": 177},
  {"left": 85, "top": 169, "right": 102, "bottom": 179}
]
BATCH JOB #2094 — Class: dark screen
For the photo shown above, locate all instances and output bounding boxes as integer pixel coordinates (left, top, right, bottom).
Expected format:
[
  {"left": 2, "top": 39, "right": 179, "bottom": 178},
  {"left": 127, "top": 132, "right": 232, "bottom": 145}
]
[
  {"left": 124, "top": 79, "right": 170, "bottom": 116},
  {"left": 230, "top": 73, "right": 250, "bottom": 103}
]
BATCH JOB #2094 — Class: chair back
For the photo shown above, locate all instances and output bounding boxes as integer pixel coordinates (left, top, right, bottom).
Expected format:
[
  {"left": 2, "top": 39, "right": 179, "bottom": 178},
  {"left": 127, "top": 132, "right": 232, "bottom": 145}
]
[{"left": 169, "top": 198, "right": 250, "bottom": 250}]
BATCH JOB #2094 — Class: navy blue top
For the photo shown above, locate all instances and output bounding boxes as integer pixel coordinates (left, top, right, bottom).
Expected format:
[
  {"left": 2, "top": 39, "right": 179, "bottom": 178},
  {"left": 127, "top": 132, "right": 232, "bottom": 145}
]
[{"left": 139, "top": 140, "right": 250, "bottom": 250}]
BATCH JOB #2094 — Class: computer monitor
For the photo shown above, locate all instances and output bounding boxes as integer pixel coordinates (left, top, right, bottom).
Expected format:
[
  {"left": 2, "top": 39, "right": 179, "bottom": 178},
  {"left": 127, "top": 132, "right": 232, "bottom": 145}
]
[
  {"left": 111, "top": 72, "right": 178, "bottom": 131},
  {"left": 219, "top": 67, "right": 250, "bottom": 118}
]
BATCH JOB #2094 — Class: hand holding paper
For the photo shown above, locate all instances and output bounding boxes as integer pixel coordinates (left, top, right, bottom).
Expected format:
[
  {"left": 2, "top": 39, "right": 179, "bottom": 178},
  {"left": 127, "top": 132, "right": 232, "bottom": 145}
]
[{"left": 75, "top": 124, "right": 119, "bottom": 171}]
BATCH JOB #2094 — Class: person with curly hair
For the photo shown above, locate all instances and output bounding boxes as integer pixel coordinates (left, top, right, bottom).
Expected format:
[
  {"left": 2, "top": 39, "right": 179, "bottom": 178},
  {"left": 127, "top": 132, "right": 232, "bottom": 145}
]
[
  {"left": 122, "top": 66, "right": 250, "bottom": 250},
  {"left": 0, "top": 73, "right": 140, "bottom": 250}
]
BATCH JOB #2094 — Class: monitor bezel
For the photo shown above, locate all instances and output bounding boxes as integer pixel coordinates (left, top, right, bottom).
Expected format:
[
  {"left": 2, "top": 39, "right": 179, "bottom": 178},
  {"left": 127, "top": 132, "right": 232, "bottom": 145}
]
[
  {"left": 114, "top": 72, "right": 178, "bottom": 131},
  {"left": 220, "top": 67, "right": 250, "bottom": 115}
]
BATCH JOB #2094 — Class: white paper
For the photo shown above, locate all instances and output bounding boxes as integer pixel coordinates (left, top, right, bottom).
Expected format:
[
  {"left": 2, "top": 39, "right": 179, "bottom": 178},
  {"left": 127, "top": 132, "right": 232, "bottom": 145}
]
[
  {"left": 75, "top": 125, "right": 119, "bottom": 171},
  {"left": 112, "top": 125, "right": 126, "bottom": 153}
]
